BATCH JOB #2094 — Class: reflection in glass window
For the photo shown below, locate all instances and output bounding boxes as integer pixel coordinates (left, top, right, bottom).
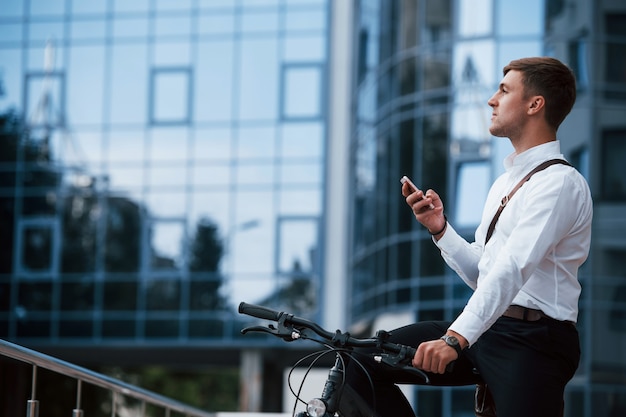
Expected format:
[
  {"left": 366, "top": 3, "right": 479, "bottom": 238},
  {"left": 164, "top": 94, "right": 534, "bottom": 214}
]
[
  {"left": 149, "top": 164, "right": 188, "bottom": 188},
  {"left": 112, "top": 0, "right": 150, "bottom": 13},
  {"left": 194, "top": 128, "right": 232, "bottom": 160},
  {"left": 454, "top": 161, "right": 490, "bottom": 227},
  {"left": 277, "top": 216, "right": 318, "bottom": 275},
  {"left": 236, "top": 163, "right": 275, "bottom": 186},
  {"left": 110, "top": 44, "right": 148, "bottom": 124},
  {"left": 197, "top": 13, "right": 235, "bottom": 35},
  {"left": 605, "top": 13, "right": 626, "bottom": 100},
  {"left": 457, "top": 0, "right": 492, "bottom": 37},
  {"left": 29, "top": 22, "right": 65, "bottom": 43},
  {"left": 282, "top": 65, "right": 322, "bottom": 120},
  {"left": 601, "top": 129, "right": 626, "bottom": 201},
  {"left": 239, "top": 39, "right": 279, "bottom": 120},
  {"left": 280, "top": 161, "right": 321, "bottom": 185},
  {"left": 18, "top": 219, "right": 59, "bottom": 274},
  {"left": 149, "top": 126, "right": 190, "bottom": 161},
  {"left": 237, "top": 125, "right": 276, "bottom": 159},
  {"left": 147, "top": 192, "right": 187, "bottom": 217},
  {"left": 242, "top": 10, "right": 279, "bottom": 33},
  {"left": 496, "top": 0, "right": 543, "bottom": 36},
  {"left": 192, "top": 163, "right": 230, "bottom": 187},
  {"left": 155, "top": 16, "right": 192, "bottom": 38},
  {"left": 29, "top": 0, "right": 65, "bottom": 16},
  {"left": 70, "top": 19, "right": 106, "bottom": 40},
  {"left": 150, "top": 68, "right": 191, "bottom": 125},
  {"left": 280, "top": 122, "right": 323, "bottom": 158},
  {"left": 154, "top": 42, "right": 191, "bottom": 66},
  {"left": 195, "top": 41, "right": 234, "bottom": 122},
  {"left": 285, "top": 9, "right": 326, "bottom": 32},
  {"left": 279, "top": 190, "right": 321, "bottom": 215},
  {"left": 283, "top": 36, "right": 326, "bottom": 61},
  {"left": 26, "top": 73, "right": 65, "bottom": 128},
  {"left": 147, "top": 218, "right": 186, "bottom": 270},
  {"left": 113, "top": 17, "right": 149, "bottom": 39},
  {"left": 67, "top": 46, "right": 105, "bottom": 126}
]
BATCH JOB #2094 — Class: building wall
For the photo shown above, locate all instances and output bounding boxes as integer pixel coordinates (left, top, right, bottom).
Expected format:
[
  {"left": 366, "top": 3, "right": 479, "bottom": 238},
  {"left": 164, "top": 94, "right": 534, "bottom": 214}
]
[{"left": 0, "top": 0, "right": 330, "bottom": 349}]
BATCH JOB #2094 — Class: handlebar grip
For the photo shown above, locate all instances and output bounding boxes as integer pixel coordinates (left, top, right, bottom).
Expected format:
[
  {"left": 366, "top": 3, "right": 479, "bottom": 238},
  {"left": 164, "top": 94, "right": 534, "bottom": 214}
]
[{"left": 238, "top": 302, "right": 281, "bottom": 321}]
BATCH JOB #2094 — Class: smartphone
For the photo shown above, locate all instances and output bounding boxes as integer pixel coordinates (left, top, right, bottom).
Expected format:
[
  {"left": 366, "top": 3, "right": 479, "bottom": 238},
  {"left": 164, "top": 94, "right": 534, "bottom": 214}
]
[{"left": 400, "top": 176, "right": 435, "bottom": 209}]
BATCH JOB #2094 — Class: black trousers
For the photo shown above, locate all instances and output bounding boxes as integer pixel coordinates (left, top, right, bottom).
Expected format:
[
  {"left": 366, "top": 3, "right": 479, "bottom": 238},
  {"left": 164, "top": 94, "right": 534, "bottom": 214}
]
[{"left": 344, "top": 316, "right": 580, "bottom": 417}]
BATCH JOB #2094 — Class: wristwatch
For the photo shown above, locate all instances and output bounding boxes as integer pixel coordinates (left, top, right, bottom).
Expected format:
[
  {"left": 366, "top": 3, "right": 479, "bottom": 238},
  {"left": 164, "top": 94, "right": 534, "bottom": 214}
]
[{"left": 440, "top": 335, "right": 463, "bottom": 358}]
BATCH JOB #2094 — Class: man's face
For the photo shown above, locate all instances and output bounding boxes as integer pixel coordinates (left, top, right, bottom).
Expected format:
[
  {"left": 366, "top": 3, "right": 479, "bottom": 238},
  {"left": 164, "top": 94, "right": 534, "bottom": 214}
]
[{"left": 487, "top": 70, "right": 529, "bottom": 139}]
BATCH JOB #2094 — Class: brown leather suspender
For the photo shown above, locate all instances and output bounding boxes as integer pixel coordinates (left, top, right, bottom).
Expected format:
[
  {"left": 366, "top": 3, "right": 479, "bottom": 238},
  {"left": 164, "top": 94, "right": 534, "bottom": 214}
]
[{"left": 484, "top": 159, "right": 572, "bottom": 245}]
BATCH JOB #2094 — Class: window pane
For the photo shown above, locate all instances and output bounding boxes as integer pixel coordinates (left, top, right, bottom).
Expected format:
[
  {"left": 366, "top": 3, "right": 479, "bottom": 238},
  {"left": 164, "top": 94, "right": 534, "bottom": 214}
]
[
  {"left": 283, "top": 65, "right": 321, "bottom": 119},
  {"left": 193, "top": 128, "right": 232, "bottom": 160},
  {"left": 153, "top": 42, "right": 191, "bottom": 66},
  {"left": 68, "top": 46, "right": 105, "bottom": 125},
  {"left": 149, "top": 220, "right": 186, "bottom": 269},
  {"left": 242, "top": 10, "right": 279, "bottom": 33},
  {"left": 151, "top": 69, "right": 191, "bottom": 124},
  {"left": 195, "top": 41, "right": 234, "bottom": 122},
  {"left": 113, "top": 17, "right": 149, "bottom": 39},
  {"left": 458, "top": 0, "right": 492, "bottom": 37},
  {"left": 239, "top": 38, "right": 279, "bottom": 120},
  {"left": 601, "top": 130, "right": 626, "bottom": 201},
  {"left": 70, "top": 19, "right": 106, "bottom": 40},
  {"left": 149, "top": 127, "right": 190, "bottom": 161},
  {"left": 110, "top": 44, "right": 148, "bottom": 124},
  {"left": 237, "top": 125, "right": 276, "bottom": 159},
  {"left": 283, "top": 36, "right": 326, "bottom": 61},
  {"left": 277, "top": 217, "right": 318, "bottom": 274},
  {"left": 20, "top": 224, "right": 54, "bottom": 272},
  {"left": 197, "top": 12, "right": 235, "bottom": 35},
  {"left": 29, "top": 0, "right": 65, "bottom": 16},
  {"left": 26, "top": 73, "right": 65, "bottom": 128},
  {"left": 280, "top": 122, "right": 323, "bottom": 158},
  {"left": 285, "top": 9, "right": 326, "bottom": 32},
  {"left": 496, "top": 0, "right": 543, "bottom": 36},
  {"left": 455, "top": 161, "right": 490, "bottom": 227}
]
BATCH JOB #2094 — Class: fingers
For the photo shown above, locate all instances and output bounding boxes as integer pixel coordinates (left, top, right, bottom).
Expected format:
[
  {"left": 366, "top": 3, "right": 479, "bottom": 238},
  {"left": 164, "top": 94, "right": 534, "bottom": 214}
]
[{"left": 413, "top": 340, "right": 456, "bottom": 374}]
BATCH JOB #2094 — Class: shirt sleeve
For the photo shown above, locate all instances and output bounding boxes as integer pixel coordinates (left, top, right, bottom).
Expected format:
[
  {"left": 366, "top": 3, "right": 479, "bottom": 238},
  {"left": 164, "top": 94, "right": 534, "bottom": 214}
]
[{"left": 433, "top": 223, "right": 482, "bottom": 290}]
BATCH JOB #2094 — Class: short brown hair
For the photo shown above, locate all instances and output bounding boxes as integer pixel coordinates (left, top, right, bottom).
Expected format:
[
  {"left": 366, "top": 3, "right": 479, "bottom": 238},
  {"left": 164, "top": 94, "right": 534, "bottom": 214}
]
[{"left": 503, "top": 57, "right": 576, "bottom": 130}]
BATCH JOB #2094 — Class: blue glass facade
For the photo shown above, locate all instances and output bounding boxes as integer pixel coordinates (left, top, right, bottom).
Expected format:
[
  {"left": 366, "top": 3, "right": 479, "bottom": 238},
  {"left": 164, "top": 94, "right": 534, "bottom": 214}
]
[{"left": 0, "top": 0, "right": 330, "bottom": 345}]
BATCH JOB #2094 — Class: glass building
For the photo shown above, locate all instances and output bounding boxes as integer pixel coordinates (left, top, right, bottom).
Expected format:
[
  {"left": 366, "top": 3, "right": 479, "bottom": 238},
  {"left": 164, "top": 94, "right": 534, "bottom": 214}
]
[
  {"left": 349, "top": 0, "right": 626, "bottom": 416},
  {"left": 0, "top": 0, "right": 329, "bottom": 347}
]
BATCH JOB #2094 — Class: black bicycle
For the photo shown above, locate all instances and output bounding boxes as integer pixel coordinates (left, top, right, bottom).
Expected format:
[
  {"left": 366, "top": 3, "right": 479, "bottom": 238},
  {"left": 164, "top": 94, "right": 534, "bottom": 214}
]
[{"left": 238, "top": 302, "right": 431, "bottom": 417}]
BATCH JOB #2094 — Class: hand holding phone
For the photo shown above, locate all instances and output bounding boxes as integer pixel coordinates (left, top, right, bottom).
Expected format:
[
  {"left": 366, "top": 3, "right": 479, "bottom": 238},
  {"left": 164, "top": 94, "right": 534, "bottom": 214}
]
[{"left": 400, "top": 176, "right": 435, "bottom": 209}]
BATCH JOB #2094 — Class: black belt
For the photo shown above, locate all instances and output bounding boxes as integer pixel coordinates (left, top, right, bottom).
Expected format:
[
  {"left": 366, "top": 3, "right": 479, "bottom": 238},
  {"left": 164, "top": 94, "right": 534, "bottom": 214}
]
[
  {"left": 502, "top": 305, "right": 546, "bottom": 321},
  {"left": 502, "top": 305, "right": 576, "bottom": 326}
]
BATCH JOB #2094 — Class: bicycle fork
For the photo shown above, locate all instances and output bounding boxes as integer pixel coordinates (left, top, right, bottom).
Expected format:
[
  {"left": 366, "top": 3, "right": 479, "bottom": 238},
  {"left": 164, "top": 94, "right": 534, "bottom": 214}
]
[{"left": 295, "top": 354, "right": 345, "bottom": 417}]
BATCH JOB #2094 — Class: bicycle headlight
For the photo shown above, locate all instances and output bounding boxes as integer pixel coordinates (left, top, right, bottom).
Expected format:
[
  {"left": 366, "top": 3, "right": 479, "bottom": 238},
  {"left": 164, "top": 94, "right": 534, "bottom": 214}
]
[{"left": 306, "top": 398, "right": 326, "bottom": 417}]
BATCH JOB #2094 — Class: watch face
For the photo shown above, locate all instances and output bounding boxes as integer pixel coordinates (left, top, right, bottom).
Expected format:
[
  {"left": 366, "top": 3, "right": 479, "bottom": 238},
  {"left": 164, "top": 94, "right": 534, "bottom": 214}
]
[{"left": 446, "top": 336, "right": 459, "bottom": 346}]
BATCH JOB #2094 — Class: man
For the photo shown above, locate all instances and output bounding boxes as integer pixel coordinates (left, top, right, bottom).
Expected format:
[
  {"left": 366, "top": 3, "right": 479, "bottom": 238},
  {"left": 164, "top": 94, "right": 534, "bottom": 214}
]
[{"left": 345, "top": 57, "right": 593, "bottom": 417}]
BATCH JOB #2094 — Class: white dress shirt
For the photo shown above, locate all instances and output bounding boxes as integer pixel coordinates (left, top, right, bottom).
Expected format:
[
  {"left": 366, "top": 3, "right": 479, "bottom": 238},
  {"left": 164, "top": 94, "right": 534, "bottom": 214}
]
[{"left": 435, "top": 141, "right": 593, "bottom": 346}]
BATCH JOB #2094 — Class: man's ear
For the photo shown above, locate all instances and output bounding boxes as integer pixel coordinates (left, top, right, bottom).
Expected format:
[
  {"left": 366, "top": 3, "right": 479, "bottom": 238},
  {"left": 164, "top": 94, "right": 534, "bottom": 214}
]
[{"left": 528, "top": 96, "right": 545, "bottom": 115}]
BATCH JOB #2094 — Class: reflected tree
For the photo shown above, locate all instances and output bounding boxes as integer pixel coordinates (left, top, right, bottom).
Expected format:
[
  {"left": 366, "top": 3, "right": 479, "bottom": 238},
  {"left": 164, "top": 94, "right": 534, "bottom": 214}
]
[{"left": 189, "top": 217, "right": 227, "bottom": 310}]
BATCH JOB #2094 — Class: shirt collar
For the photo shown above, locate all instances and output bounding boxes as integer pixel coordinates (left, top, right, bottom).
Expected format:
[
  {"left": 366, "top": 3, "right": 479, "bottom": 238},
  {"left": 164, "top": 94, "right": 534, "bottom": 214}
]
[{"left": 503, "top": 140, "right": 563, "bottom": 174}]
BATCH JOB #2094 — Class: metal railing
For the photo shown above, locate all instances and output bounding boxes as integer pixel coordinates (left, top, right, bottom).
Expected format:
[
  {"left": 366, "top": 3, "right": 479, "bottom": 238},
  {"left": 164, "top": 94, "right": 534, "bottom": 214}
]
[{"left": 0, "top": 338, "right": 217, "bottom": 417}]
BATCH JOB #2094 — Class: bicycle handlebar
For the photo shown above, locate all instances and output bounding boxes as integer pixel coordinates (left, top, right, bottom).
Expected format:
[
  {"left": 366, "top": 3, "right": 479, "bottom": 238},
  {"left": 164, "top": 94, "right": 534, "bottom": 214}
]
[{"left": 238, "top": 301, "right": 419, "bottom": 368}]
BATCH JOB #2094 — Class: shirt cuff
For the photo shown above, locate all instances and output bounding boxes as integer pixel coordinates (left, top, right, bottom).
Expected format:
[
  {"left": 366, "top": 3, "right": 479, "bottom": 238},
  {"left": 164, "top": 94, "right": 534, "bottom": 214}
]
[{"left": 448, "top": 309, "right": 486, "bottom": 347}]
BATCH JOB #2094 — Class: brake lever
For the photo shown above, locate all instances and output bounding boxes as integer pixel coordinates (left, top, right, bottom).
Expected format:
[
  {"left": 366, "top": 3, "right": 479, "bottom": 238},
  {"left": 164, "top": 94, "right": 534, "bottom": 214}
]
[
  {"left": 241, "top": 322, "right": 301, "bottom": 342},
  {"left": 373, "top": 346, "right": 431, "bottom": 384}
]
